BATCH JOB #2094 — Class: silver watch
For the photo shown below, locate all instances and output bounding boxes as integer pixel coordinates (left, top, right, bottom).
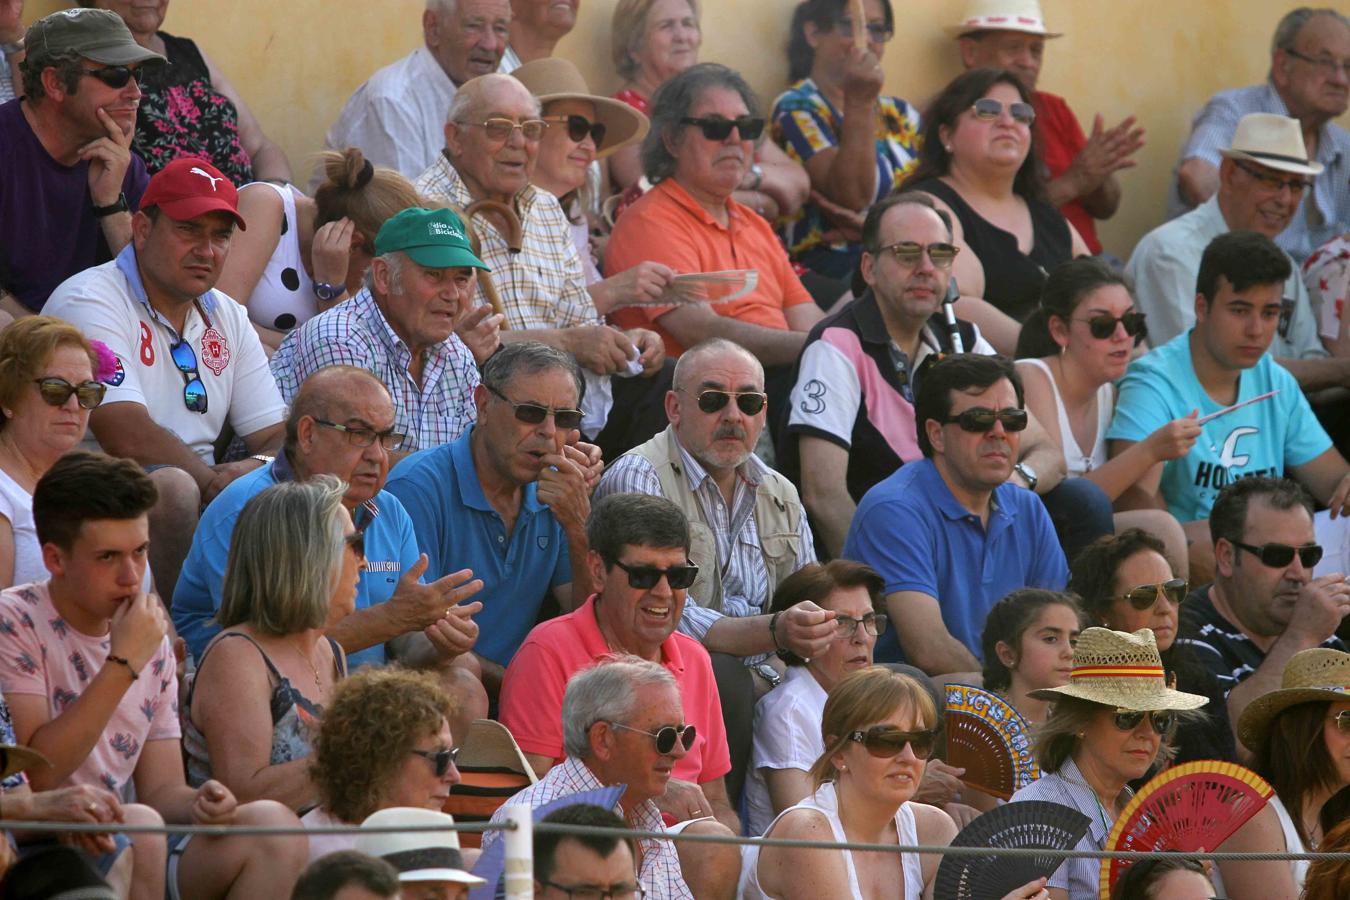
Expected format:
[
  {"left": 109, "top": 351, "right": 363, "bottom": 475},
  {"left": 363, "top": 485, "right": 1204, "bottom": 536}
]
[
  {"left": 1013, "top": 461, "right": 1038, "bottom": 491},
  {"left": 753, "top": 662, "right": 782, "bottom": 688}
]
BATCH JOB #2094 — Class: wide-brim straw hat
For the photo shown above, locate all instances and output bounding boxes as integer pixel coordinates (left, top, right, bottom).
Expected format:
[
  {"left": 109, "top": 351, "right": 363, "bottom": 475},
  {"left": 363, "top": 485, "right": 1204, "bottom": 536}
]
[
  {"left": 945, "top": 0, "right": 1062, "bottom": 38},
  {"left": 0, "top": 743, "right": 48, "bottom": 780},
  {"left": 511, "top": 57, "right": 649, "bottom": 159},
  {"left": 458, "top": 718, "right": 538, "bottom": 783},
  {"left": 1029, "top": 627, "right": 1208, "bottom": 711},
  {"left": 1237, "top": 648, "right": 1350, "bottom": 751},
  {"left": 1219, "top": 112, "right": 1324, "bottom": 177}
]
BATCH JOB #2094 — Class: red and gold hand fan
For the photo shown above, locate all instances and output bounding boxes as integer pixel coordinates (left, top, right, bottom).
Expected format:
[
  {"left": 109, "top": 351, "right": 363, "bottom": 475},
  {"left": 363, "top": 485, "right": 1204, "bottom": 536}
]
[
  {"left": 944, "top": 684, "right": 1040, "bottom": 800},
  {"left": 1098, "top": 760, "right": 1275, "bottom": 899}
]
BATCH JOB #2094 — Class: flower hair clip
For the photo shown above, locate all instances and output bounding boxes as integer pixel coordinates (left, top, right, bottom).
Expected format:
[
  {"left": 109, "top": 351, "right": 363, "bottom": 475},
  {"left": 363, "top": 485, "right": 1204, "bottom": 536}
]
[{"left": 90, "top": 340, "right": 119, "bottom": 384}]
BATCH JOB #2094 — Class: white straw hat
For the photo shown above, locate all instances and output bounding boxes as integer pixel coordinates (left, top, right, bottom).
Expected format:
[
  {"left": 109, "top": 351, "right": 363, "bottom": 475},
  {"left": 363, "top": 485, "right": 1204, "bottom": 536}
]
[
  {"left": 946, "top": 0, "right": 1062, "bottom": 38},
  {"left": 356, "top": 808, "right": 486, "bottom": 886},
  {"left": 1029, "top": 627, "right": 1208, "bottom": 711},
  {"left": 1219, "top": 112, "right": 1324, "bottom": 177}
]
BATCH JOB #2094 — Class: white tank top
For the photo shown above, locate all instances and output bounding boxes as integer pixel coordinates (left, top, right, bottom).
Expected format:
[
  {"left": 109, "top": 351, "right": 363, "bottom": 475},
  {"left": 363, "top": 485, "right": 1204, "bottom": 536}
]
[
  {"left": 1020, "top": 357, "right": 1112, "bottom": 476},
  {"left": 241, "top": 182, "right": 317, "bottom": 333}
]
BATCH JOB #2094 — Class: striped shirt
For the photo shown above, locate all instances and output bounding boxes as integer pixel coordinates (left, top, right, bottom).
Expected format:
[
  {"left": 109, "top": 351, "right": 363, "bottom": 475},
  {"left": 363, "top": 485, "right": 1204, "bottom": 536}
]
[{"left": 1008, "top": 758, "right": 1126, "bottom": 899}]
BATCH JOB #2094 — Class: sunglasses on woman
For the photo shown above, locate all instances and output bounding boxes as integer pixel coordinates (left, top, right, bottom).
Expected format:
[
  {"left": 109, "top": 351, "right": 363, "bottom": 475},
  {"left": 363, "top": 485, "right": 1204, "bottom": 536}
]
[
  {"left": 545, "top": 114, "right": 607, "bottom": 146},
  {"left": 939, "top": 406, "right": 1029, "bottom": 433},
  {"left": 612, "top": 559, "right": 699, "bottom": 590},
  {"left": 410, "top": 746, "right": 460, "bottom": 778},
  {"left": 609, "top": 722, "right": 697, "bottom": 755},
  {"left": 879, "top": 241, "right": 960, "bottom": 269},
  {"left": 847, "top": 725, "right": 937, "bottom": 760},
  {"left": 33, "top": 377, "right": 106, "bottom": 410},
  {"left": 688, "top": 389, "right": 767, "bottom": 416},
  {"left": 679, "top": 115, "right": 766, "bottom": 141},
  {"left": 1332, "top": 710, "right": 1350, "bottom": 734},
  {"left": 1076, "top": 311, "right": 1148, "bottom": 343},
  {"left": 1112, "top": 710, "right": 1176, "bottom": 737},
  {"left": 969, "top": 98, "right": 1037, "bottom": 126},
  {"left": 486, "top": 384, "right": 584, "bottom": 431},
  {"left": 1120, "top": 578, "right": 1187, "bottom": 611},
  {"left": 1229, "top": 540, "right": 1323, "bottom": 569},
  {"left": 344, "top": 530, "right": 366, "bottom": 559}
]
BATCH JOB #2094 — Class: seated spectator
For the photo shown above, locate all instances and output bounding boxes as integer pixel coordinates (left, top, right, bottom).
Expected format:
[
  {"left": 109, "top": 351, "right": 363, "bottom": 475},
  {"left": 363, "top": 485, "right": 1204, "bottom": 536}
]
[
  {"left": 45, "top": 156, "right": 284, "bottom": 599},
  {"left": 291, "top": 851, "right": 401, "bottom": 900},
  {"left": 216, "top": 148, "right": 422, "bottom": 351},
  {"left": 605, "top": 63, "right": 826, "bottom": 375},
  {"left": 1, "top": 8, "right": 162, "bottom": 316},
  {"left": 0, "top": 318, "right": 108, "bottom": 587},
  {"left": 1169, "top": 8, "right": 1350, "bottom": 265},
  {"left": 951, "top": 0, "right": 1143, "bottom": 258},
  {"left": 0, "top": 451, "right": 308, "bottom": 898},
  {"left": 1110, "top": 858, "right": 1216, "bottom": 900},
  {"left": 499, "top": 494, "right": 737, "bottom": 827},
  {"left": 501, "top": 0, "right": 577, "bottom": 71},
  {"left": 1303, "top": 816, "right": 1350, "bottom": 900},
  {"left": 182, "top": 477, "right": 356, "bottom": 811},
  {"left": 323, "top": 0, "right": 510, "bottom": 179},
  {"left": 1303, "top": 230, "right": 1350, "bottom": 352},
  {"left": 1069, "top": 529, "right": 1237, "bottom": 766},
  {"left": 386, "top": 342, "right": 597, "bottom": 695},
  {"left": 173, "top": 366, "right": 484, "bottom": 726},
  {"left": 1107, "top": 232, "right": 1350, "bottom": 535},
  {"left": 305, "top": 668, "right": 461, "bottom": 863},
  {"left": 80, "top": 0, "right": 291, "bottom": 183},
  {"left": 534, "top": 804, "right": 641, "bottom": 900},
  {"left": 271, "top": 206, "right": 495, "bottom": 455},
  {"left": 740, "top": 667, "right": 957, "bottom": 898},
  {"left": 1176, "top": 477, "right": 1348, "bottom": 752},
  {"left": 0, "top": 0, "right": 20, "bottom": 105},
  {"left": 488, "top": 656, "right": 740, "bottom": 900},
  {"left": 901, "top": 68, "right": 1089, "bottom": 354},
  {"left": 744, "top": 560, "right": 884, "bottom": 836},
  {"left": 843, "top": 354, "right": 1068, "bottom": 673},
  {"left": 1222, "top": 648, "right": 1350, "bottom": 899},
  {"left": 1008, "top": 627, "right": 1207, "bottom": 900},
  {"left": 976, "top": 588, "right": 1084, "bottom": 727},
  {"left": 774, "top": 0, "right": 922, "bottom": 282},
  {"left": 355, "top": 808, "right": 485, "bottom": 897}
]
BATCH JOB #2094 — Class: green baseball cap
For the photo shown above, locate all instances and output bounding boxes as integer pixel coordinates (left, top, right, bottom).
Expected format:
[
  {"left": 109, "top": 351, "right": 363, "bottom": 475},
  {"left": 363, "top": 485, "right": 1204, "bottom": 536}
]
[
  {"left": 25, "top": 8, "right": 165, "bottom": 67},
  {"left": 374, "top": 208, "right": 488, "bottom": 271}
]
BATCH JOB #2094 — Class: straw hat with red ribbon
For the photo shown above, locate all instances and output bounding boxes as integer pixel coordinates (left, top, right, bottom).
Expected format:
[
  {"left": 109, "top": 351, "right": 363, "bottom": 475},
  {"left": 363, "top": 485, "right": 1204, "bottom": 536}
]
[{"left": 1029, "top": 627, "right": 1208, "bottom": 712}]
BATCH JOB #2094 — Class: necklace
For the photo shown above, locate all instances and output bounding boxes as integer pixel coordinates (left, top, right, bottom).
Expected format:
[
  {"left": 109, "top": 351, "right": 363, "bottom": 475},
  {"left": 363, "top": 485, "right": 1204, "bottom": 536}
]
[{"left": 288, "top": 638, "right": 323, "bottom": 692}]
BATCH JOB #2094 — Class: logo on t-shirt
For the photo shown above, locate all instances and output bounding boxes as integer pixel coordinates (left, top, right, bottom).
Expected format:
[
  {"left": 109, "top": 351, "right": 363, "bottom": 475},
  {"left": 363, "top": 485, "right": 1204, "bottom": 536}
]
[
  {"left": 199, "top": 327, "right": 231, "bottom": 376},
  {"left": 1193, "top": 425, "right": 1278, "bottom": 490},
  {"left": 107, "top": 356, "right": 126, "bottom": 387}
]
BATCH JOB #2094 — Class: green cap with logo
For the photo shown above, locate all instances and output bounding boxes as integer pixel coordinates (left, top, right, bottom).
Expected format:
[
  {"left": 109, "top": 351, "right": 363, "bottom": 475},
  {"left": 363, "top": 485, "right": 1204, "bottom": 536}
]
[
  {"left": 374, "top": 208, "right": 488, "bottom": 271},
  {"left": 25, "top": 8, "right": 166, "bottom": 67}
]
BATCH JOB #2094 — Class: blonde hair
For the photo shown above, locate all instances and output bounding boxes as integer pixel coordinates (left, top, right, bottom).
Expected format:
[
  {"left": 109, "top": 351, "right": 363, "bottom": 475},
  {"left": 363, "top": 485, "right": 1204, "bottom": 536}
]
[
  {"left": 0, "top": 317, "right": 96, "bottom": 429},
  {"left": 807, "top": 666, "right": 937, "bottom": 788},
  {"left": 610, "top": 0, "right": 701, "bottom": 81},
  {"left": 312, "top": 148, "right": 423, "bottom": 255},
  {"left": 1036, "top": 696, "right": 1193, "bottom": 774}
]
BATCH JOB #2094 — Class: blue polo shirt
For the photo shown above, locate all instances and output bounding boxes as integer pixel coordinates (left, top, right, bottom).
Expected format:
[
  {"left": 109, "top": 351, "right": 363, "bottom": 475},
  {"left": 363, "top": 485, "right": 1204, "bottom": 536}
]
[
  {"left": 842, "top": 458, "right": 1068, "bottom": 662},
  {"left": 384, "top": 429, "right": 572, "bottom": 667},
  {"left": 172, "top": 452, "right": 422, "bottom": 669}
]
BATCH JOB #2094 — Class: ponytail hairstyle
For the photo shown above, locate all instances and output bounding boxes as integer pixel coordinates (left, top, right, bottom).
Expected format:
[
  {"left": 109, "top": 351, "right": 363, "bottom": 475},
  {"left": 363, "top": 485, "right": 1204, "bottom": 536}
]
[
  {"left": 1015, "top": 257, "right": 1132, "bottom": 359},
  {"left": 312, "top": 149, "right": 423, "bottom": 257},
  {"left": 980, "top": 589, "right": 1086, "bottom": 692}
]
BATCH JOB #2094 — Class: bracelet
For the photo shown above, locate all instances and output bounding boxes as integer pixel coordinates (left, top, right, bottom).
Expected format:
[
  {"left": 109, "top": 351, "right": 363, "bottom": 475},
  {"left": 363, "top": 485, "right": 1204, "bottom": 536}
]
[
  {"left": 106, "top": 654, "right": 138, "bottom": 680},
  {"left": 250, "top": 454, "right": 275, "bottom": 465},
  {"left": 768, "top": 611, "right": 785, "bottom": 653}
]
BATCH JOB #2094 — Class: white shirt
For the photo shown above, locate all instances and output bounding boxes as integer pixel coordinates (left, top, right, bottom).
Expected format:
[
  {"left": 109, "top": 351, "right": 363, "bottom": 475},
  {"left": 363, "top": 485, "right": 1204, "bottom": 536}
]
[
  {"left": 45, "top": 246, "right": 285, "bottom": 462},
  {"left": 323, "top": 46, "right": 458, "bottom": 181},
  {"left": 745, "top": 664, "right": 828, "bottom": 836},
  {"left": 0, "top": 469, "right": 42, "bottom": 588}
]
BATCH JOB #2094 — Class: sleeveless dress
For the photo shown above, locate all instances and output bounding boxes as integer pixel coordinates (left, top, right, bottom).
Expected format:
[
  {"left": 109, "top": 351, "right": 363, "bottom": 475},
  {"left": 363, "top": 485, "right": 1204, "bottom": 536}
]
[
  {"left": 739, "top": 782, "right": 925, "bottom": 899},
  {"left": 241, "top": 182, "right": 318, "bottom": 333},
  {"left": 1019, "top": 358, "right": 1112, "bottom": 475}
]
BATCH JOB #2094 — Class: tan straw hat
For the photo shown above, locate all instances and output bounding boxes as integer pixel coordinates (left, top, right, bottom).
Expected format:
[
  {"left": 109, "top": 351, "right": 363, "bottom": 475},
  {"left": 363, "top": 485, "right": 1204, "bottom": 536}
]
[
  {"left": 1029, "top": 627, "right": 1208, "bottom": 711},
  {"left": 1236, "top": 648, "right": 1350, "bottom": 751},
  {"left": 1219, "top": 112, "right": 1324, "bottom": 177},
  {"left": 458, "top": 719, "right": 538, "bottom": 783},
  {"left": 511, "top": 57, "right": 649, "bottom": 159},
  {"left": 0, "top": 743, "right": 48, "bottom": 780},
  {"left": 946, "top": 0, "right": 1062, "bottom": 38}
]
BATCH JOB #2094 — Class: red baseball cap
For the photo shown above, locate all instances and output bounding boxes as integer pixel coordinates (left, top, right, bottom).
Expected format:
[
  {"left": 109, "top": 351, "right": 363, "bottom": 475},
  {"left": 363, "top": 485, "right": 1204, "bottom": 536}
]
[{"left": 140, "top": 157, "right": 247, "bottom": 230}]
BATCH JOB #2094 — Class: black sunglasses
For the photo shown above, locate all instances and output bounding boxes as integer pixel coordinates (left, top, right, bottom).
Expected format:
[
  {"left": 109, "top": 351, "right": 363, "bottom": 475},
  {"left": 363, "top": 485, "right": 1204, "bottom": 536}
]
[
  {"left": 1230, "top": 540, "right": 1323, "bottom": 569},
  {"left": 1112, "top": 710, "right": 1176, "bottom": 737},
  {"left": 688, "top": 388, "right": 767, "bottom": 416},
  {"left": 168, "top": 339, "right": 208, "bottom": 414},
  {"left": 79, "top": 64, "right": 155, "bottom": 89},
  {"left": 33, "top": 377, "right": 106, "bottom": 410},
  {"left": 970, "top": 97, "right": 1036, "bottom": 125},
  {"left": 939, "top": 406, "right": 1028, "bottom": 433},
  {"left": 1076, "top": 311, "right": 1148, "bottom": 343},
  {"left": 410, "top": 746, "right": 461, "bottom": 778},
  {"left": 546, "top": 114, "right": 607, "bottom": 146},
  {"left": 1120, "top": 578, "right": 1187, "bottom": 611},
  {"left": 486, "top": 383, "right": 584, "bottom": 431},
  {"left": 612, "top": 559, "right": 699, "bottom": 590},
  {"left": 679, "top": 115, "right": 766, "bottom": 141},
  {"left": 344, "top": 530, "right": 366, "bottom": 559},
  {"left": 609, "top": 721, "right": 697, "bottom": 755},
  {"left": 847, "top": 725, "right": 937, "bottom": 760}
]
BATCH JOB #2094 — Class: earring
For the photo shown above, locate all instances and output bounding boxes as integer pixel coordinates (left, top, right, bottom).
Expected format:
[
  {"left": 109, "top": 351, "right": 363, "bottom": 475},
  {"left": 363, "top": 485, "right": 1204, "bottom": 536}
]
[
  {"left": 838, "top": 763, "right": 847, "bottom": 772},
  {"left": 944, "top": 144, "right": 953, "bottom": 152}
]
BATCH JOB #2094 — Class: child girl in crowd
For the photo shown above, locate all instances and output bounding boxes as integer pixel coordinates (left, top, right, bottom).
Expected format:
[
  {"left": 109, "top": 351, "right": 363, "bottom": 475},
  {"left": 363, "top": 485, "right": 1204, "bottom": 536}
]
[{"left": 978, "top": 589, "right": 1086, "bottom": 727}]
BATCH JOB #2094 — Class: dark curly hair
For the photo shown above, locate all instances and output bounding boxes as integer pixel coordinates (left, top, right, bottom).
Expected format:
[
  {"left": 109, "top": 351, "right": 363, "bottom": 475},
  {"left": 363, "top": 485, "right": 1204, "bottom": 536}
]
[
  {"left": 1067, "top": 529, "right": 1168, "bottom": 624},
  {"left": 980, "top": 589, "right": 1085, "bottom": 692}
]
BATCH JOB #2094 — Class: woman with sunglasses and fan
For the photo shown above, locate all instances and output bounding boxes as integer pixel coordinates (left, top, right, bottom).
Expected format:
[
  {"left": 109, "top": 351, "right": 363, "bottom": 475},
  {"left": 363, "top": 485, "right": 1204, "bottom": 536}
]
[
  {"left": 901, "top": 68, "right": 1089, "bottom": 355},
  {"left": 182, "top": 477, "right": 361, "bottom": 812},
  {"left": 1007, "top": 627, "right": 1208, "bottom": 900}
]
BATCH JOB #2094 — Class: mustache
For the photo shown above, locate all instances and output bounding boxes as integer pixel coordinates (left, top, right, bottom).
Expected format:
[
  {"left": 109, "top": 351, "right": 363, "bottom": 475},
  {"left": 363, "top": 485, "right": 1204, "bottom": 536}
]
[{"left": 714, "top": 424, "right": 747, "bottom": 441}]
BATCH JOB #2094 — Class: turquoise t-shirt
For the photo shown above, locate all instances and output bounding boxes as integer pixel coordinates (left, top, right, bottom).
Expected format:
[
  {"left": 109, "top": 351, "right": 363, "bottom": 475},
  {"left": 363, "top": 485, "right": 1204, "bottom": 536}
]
[{"left": 1105, "top": 331, "right": 1331, "bottom": 522}]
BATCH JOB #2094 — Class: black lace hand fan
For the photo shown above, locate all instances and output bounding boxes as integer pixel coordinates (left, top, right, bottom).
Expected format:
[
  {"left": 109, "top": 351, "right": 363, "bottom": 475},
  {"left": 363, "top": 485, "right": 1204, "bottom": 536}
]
[
  {"left": 934, "top": 801, "right": 1091, "bottom": 900},
  {"left": 1098, "top": 760, "right": 1275, "bottom": 899},
  {"left": 944, "top": 683, "right": 1040, "bottom": 800}
]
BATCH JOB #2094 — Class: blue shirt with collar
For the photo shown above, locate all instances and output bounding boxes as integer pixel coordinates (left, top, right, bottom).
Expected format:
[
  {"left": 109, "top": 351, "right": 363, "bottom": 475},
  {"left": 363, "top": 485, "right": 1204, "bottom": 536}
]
[
  {"left": 384, "top": 429, "right": 573, "bottom": 667},
  {"left": 842, "top": 458, "right": 1068, "bottom": 662},
  {"left": 171, "top": 451, "right": 422, "bottom": 669}
]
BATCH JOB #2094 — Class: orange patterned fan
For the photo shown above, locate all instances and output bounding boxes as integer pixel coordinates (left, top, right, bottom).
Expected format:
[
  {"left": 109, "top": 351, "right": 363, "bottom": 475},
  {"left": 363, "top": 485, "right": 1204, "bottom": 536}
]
[
  {"left": 1098, "top": 760, "right": 1275, "bottom": 899},
  {"left": 944, "top": 684, "right": 1040, "bottom": 800}
]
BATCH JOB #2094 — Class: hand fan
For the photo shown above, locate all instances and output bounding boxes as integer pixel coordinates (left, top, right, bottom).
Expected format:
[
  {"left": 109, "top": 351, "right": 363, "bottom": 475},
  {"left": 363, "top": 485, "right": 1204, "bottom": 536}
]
[
  {"left": 935, "top": 801, "right": 1091, "bottom": 900},
  {"left": 944, "top": 684, "right": 1040, "bottom": 800},
  {"left": 614, "top": 269, "right": 759, "bottom": 308},
  {"left": 1098, "top": 760, "right": 1275, "bottom": 900}
]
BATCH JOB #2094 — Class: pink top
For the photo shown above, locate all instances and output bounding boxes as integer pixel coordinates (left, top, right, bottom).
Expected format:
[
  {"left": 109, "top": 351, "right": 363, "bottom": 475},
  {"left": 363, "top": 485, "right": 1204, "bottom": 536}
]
[{"left": 499, "top": 595, "right": 731, "bottom": 784}]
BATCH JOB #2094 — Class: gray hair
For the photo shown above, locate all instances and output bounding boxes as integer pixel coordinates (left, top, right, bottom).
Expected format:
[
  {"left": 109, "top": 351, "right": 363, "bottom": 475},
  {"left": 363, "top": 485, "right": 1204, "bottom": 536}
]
[
  {"left": 218, "top": 476, "right": 350, "bottom": 636},
  {"left": 1271, "top": 8, "right": 1350, "bottom": 60},
  {"left": 640, "top": 63, "right": 762, "bottom": 184},
  {"left": 671, "top": 337, "right": 762, "bottom": 393},
  {"left": 561, "top": 656, "right": 677, "bottom": 758},
  {"left": 366, "top": 250, "right": 407, "bottom": 295},
  {"left": 445, "top": 73, "right": 542, "bottom": 125},
  {"left": 480, "top": 340, "right": 584, "bottom": 404}
]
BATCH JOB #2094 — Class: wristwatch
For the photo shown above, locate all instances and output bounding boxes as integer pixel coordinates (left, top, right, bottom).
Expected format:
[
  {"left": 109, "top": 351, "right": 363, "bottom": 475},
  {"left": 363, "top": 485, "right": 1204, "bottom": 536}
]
[
  {"left": 92, "top": 193, "right": 129, "bottom": 218},
  {"left": 753, "top": 662, "right": 782, "bottom": 689},
  {"left": 312, "top": 282, "right": 346, "bottom": 302},
  {"left": 1013, "top": 461, "right": 1038, "bottom": 491},
  {"left": 746, "top": 163, "right": 765, "bottom": 191}
]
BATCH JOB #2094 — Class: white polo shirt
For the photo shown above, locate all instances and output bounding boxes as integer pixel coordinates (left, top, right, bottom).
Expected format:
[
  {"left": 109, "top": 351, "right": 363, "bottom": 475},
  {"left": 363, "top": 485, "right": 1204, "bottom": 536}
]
[{"left": 45, "top": 245, "right": 285, "bottom": 462}]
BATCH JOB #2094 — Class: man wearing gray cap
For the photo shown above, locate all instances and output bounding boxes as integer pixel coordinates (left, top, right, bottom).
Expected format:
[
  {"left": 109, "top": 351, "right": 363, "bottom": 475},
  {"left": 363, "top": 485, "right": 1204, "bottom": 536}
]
[{"left": 0, "top": 7, "right": 163, "bottom": 317}]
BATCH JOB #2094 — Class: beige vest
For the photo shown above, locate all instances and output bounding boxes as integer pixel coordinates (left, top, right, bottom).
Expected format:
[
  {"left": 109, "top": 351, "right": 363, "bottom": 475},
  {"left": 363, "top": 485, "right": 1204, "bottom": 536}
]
[{"left": 627, "top": 426, "right": 804, "bottom": 613}]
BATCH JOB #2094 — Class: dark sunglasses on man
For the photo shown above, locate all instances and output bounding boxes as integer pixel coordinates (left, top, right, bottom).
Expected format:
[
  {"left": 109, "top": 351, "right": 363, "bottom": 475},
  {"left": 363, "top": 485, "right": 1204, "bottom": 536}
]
[
  {"left": 939, "top": 406, "right": 1029, "bottom": 433},
  {"left": 1229, "top": 540, "right": 1323, "bottom": 569},
  {"left": 612, "top": 559, "right": 699, "bottom": 591},
  {"left": 609, "top": 722, "right": 697, "bottom": 755},
  {"left": 486, "top": 384, "right": 584, "bottom": 431},
  {"left": 80, "top": 62, "right": 160, "bottom": 89},
  {"left": 688, "top": 388, "right": 767, "bottom": 416},
  {"left": 679, "top": 115, "right": 766, "bottom": 142}
]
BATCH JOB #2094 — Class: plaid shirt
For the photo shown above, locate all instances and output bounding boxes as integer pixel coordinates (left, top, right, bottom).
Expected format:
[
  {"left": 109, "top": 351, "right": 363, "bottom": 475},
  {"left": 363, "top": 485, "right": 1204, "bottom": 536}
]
[
  {"left": 269, "top": 287, "right": 479, "bottom": 452},
  {"left": 485, "top": 756, "right": 693, "bottom": 900}
]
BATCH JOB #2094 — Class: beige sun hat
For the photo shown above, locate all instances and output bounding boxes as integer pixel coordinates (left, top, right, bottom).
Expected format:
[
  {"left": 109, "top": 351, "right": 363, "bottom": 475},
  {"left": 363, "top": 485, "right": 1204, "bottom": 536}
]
[
  {"left": 1219, "top": 112, "right": 1324, "bottom": 178},
  {"left": 1236, "top": 648, "right": 1350, "bottom": 751},
  {"left": 458, "top": 719, "right": 538, "bottom": 783},
  {"left": 946, "top": 0, "right": 1063, "bottom": 38},
  {"left": 511, "top": 57, "right": 650, "bottom": 159},
  {"left": 356, "top": 808, "right": 486, "bottom": 886},
  {"left": 0, "top": 743, "right": 48, "bottom": 780},
  {"left": 1029, "top": 627, "right": 1209, "bottom": 711}
]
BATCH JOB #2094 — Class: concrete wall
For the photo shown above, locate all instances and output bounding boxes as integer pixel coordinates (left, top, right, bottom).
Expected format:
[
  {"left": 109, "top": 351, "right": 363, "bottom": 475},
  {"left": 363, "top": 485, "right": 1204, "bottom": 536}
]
[{"left": 27, "top": 0, "right": 1350, "bottom": 257}]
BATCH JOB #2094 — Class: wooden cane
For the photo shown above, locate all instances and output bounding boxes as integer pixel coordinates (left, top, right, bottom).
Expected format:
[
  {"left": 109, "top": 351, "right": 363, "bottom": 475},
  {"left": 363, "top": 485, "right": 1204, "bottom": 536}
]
[{"left": 456, "top": 198, "right": 522, "bottom": 328}]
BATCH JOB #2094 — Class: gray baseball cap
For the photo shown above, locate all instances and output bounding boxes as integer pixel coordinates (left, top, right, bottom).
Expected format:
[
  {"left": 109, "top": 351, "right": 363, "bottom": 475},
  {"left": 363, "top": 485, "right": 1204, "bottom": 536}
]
[{"left": 25, "top": 8, "right": 165, "bottom": 67}]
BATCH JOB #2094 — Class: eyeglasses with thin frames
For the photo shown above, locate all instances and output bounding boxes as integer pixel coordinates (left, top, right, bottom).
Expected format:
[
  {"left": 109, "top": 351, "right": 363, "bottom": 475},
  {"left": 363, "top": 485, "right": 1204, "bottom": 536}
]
[
  {"left": 833, "top": 612, "right": 887, "bottom": 638},
  {"left": 1231, "top": 158, "right": 1312, "bottom": 195},
  {"left": 313, "top": 418, "right": 406, "bottom": 451},
  {"left": 1283, "top": 47, "right": 1350, "bottom": 77},
  {"left": 410, "top": 746, "right": 460, "bottom": 778},
  {"left": 461, "top": 117, "right": 548, "bottom": 143},
  {"left": 608, "top": 722, "right": 697, "bottom": 755},
  {"left": 485, "top": 384, "right": 584, "bottom": 431},
  {"left": 1119, "top": 578, "right": 1187, "bottom": 611},
  {"left": 970, "top": 97, "right": 1036, "bottom": 125},
  {"left": 878, "top": 241, "right": 959, "bottom": 269}
]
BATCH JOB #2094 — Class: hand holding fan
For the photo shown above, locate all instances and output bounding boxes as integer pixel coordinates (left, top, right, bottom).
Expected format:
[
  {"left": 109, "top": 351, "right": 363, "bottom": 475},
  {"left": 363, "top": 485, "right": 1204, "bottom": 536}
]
[
  {"left": 1098, "top": 760, "right": 1275, "bottom": 899},
  {"left": 944, "top": 684, "right": 1040, "bottom": 800},
  {"left": 935, "top": 801, "right": 1091, "bottom": 900}
]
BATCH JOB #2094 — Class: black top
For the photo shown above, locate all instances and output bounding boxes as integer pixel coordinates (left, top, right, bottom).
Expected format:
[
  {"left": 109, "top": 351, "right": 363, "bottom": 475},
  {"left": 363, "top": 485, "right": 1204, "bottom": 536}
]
[{"left": 909, "top": 178, "right": 1072, "bottom": 322}]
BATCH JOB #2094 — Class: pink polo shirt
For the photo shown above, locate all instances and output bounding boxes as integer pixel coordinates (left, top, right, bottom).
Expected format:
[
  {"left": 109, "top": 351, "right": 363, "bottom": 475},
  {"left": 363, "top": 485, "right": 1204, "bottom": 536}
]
[{"left": 499, "top": 595, "right": 731, "bottom": 785}]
